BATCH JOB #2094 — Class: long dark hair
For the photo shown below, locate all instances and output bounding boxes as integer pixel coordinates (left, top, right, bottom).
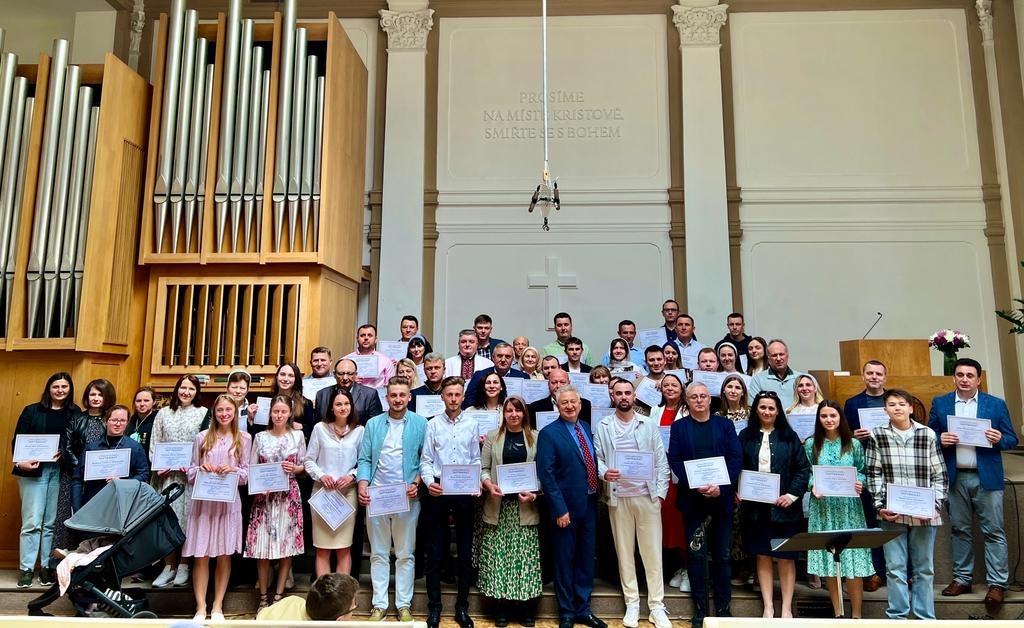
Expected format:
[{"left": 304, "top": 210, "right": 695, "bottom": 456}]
[
  {"left": 170, "top": 374, "right": 202, "bottom": 410},
  {"left": 82, "top": 379, "right": 117, "bottom": 415},
  {"left": 40, "top": 372, "right": 75, "bottom": 409},
  {"left": 742, "top": 391, "right": 797, "bottom": 442},
  {"left": 810, "top": 400, "right": 853, "bottom": 464},
  {"left": 324, "top": 388, "right": 360, "bottom": 429},
  {"left": 272, "top": 362, "right": 306, "bottom": 421},
  {"left": 478, "top": 372, "right": 508, "bottom": 407}
]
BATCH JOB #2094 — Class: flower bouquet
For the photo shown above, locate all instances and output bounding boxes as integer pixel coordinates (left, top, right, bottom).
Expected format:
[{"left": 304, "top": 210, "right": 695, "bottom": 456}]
[{"left": 928, "top": 329, "right": 971, "bottom": 375}]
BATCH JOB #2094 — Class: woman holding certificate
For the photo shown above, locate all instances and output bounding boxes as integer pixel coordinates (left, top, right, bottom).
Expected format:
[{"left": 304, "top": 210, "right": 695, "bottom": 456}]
[
  {"left": 151, "top": 374, "right": 207, "bottom": 588},
  {"left": 805, "top": 401, "right": 872, "bottom": 618},
  {"left": 305, "top": 389, "right": 364, "bottom": 577},
  {"left": 12, "top": 372, "right": 79, "bottom": 588},
  {"left": 738, "top": 391, "right": 810, "bottom": 619},
  {"left": 71, "top": 405, "right": 150, "bottom": 510},
  {"left": 467, "top": 372, "right": 506, "bottom": 412},
  {"left": 246, "top": 395, "right": 307, "bottom": 612},
  {"left": 183, "top": 395, "right": 251, "bottom": 623},
  {"left": 652, "top": 374, "right": 689, "bottom": 593},
  {"left": 479, "top": 396, "right": 542, "bottom": 627},
  {"left": 271, "top": 363, "right": 317, "bottom": 442},
  {"left": 607, "top": 339, "right": 645, "bottom": 375}
]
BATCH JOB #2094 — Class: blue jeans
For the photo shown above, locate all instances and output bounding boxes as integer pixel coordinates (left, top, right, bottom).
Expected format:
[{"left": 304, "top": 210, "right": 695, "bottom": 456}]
[
  {"left": 366, "top": 499, "right": 421, "bottom": 610},
  {"left": 949, "top": 470, "right": 1008, "bottom": 588},
  {"left": 880, "top": 521, "right": 936, "bottom": 620},
  {"left": 18, "top": 465, "right": 61, "bottom": 572}
]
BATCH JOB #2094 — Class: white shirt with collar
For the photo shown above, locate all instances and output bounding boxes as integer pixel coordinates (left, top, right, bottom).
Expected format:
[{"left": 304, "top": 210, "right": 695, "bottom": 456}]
[
  {"left": 419, "top": 411, "right": 481, "bottom": 486},
  {"left": 954, "top": 390, "right": 979, "bottom": 470}
]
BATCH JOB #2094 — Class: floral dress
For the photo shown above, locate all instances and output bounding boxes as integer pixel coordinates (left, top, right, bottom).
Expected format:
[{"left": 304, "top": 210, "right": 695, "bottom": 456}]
[
  {"left": 150, "top": 405, "right": 208, "bottom": 533},
  {"left": 245, "top": 429, "right": 306, "bottom": 559},
  {"left": 804, "top": 437, "right": 873, "bottom": 578}
]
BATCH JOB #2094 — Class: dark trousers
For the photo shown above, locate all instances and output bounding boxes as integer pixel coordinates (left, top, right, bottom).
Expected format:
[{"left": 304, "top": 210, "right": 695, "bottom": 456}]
[
  {"left": 425, "top": 494, "right": 474, "bottom": 611},
  {"left": 550, "top": 496, "right": 597, "bottom": 618},
  {"left": 861, "top": 490, "right": 887, "bottom": 577},
  {"left": 683, "top": 502, "right": 732, "bottom": 613}
]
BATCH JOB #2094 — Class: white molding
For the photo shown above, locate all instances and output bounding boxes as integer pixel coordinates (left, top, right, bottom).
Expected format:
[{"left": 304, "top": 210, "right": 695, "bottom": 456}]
[
  {"left": 435, "top": 189, "right": 670, "bottom": 207},
  {"left": 739, "top": 185, "right": 986, "bottom": 204}
]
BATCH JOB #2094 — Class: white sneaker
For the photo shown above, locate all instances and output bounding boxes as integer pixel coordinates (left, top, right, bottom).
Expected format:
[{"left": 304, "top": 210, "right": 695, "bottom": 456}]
[
  {"left": 623, "top": 605, "right": 640, "bottom": 628},
  {"left": 668, "top": 568, "right": 684, "bottom": 588},
  {"left": 678, "top": 571, "right": 691, "bottom": 592},
  {"left": 152, "top": 565, "right": 176, "bottom": 588},
  {"left": 173, "top": 563, "right": 190, "bottom": 587},
  {"left": 649, "top": 608, "right": 672, "bottom": 628}
]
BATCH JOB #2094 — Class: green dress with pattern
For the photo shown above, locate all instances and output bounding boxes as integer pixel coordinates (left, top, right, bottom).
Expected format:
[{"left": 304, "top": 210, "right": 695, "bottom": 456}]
[{"left": 804, "top": 436, "right": 874, "bottom": 578}]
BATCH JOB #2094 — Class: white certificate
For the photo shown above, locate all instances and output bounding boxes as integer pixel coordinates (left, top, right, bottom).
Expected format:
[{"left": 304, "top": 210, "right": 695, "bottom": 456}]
[
  {"left": 659, "top": 426, "right": 672, "bottom": 450},
  {"left": 738, "top": 470, "right": 781, "bottom": 504},
  {"left": 379, "top": 341, "right": 409, "bottom": 362},
  {"left": 302, "top": 376, "right": 335, "bottom": 401},
  {"left": 249, "top": 462, "right": 289, "bottom": 493},
  {"left": 13, "top": 434, "right": 60, "bottom": 463},
  {"left": 858, "top": 407, "right": 889, "bottom": 432},
  {"left": 683, "top": 456, "right": 731, "bottom": 488},
  {"left": 309, "top": 488, "right": 355, "bottom": 531},
  {"left": 637, "top": 327, "right": 668, "bottom": 349},
  {"left": 351, "top": 354, "right": 377, "bottom": 377},
  {"left": 948, "top": 415, "right": 992, "bottom": 448},
  {"left": 634, "top": 377, "right": 662, "bottom": 407},
  {"left": 84, "top": 448, "right": 132, "bottom": 481},
  {"left": 367, "top": 482, "right": 410, "bottom": 517},
  {"left": 886, "top": 483, "right": 936, "bottom": 519},
  {"left": 253, "top": 396, "right": 271, "bottom": 425},
  {"left": 150, "top": 442, "right": 193, "bottom": 471},
  {"left": 612, "top": 369, "right": 639, "bottom": 382},
  {"left": 665, "top": 369, "right": 689, "bottom": 383},
  {"left": 496, "top": 462, "right": 539, "bottom": 493},
  {"left": 691, "top": 370, "right": 727, "bottom": 397},
  {"left": 680, "top": 353, "right": 699, "bottom": 370},
  {"left": 416, "top": 395, "right": 445, "bottom": 417},
  {"left": 465, "top": 410, "right": 499, "bottom": 434},
  {"left": 739, "top": 354, "right": 748, "bottom": 372},
  {"left": 616, "top": 450, "right": 655, "bottom": 481},
  {"left": 503, "top": 377, "right": 524, "bottom": 398},
  {"left": 535, "top": 411, "right": 560, "bottom": 431},
  {"left": 556, "top": 354, "right": 569, "bottom": 364},
  {"left": 789, "top": 413, "right": 817, "bottom": 442},
  {"left": 591, "top": 406, "right": 617, "bottom": 422},
  {"left": 813, "top": 465, "right": 858, "bottom": 497},
  {"left": 193, "top": 470, "right": 239, "bottom": 502},
  {"left": 521, "top": 380, "right": 549, "bottom": 404},
  {"left": 733, "top": 419, "right": 746, "bottom": 435},
  {"left": 377, "top": 386, "right": 389, "bottom": 410},
  {"left": 568, "top": 373, "right": 590, "bottom": 389},
  {"left": 581, "top": 383, "right": 611, "bottom": 407},
  {"left": 441, "top": 464, "right": 481, "bottom": 495}
]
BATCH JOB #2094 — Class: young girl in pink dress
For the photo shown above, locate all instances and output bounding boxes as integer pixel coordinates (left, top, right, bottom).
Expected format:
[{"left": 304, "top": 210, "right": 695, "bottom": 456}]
[{"left": 183, "top": 395, "right": 251, "bottom": 622}]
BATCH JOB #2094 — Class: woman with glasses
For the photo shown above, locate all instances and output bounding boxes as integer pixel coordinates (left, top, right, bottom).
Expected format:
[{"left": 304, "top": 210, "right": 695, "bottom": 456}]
[{"left": 70, "top": 404, "right": 150, "bottom": 510}]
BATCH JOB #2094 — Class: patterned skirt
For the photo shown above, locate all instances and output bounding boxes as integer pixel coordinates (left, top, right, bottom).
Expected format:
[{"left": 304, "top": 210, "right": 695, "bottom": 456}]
[{"left": 477, "top": 499, "right": 542, "bottom": 601}]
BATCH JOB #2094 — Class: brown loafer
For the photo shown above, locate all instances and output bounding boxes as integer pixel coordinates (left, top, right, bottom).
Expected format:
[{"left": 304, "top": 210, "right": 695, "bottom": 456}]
[
  {"left": 863, "top": 575, "right": 883, "bottom": 592},
  {"left": 984, "top": 585, "right": 1005, "bottom": 606},
  {"left": 941, "top": 581, "right": 972, "bottom": 597}
]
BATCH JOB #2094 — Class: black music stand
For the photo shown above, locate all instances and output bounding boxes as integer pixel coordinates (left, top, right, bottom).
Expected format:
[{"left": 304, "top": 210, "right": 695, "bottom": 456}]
[{"left": 772, "top": 528, "right": 900, "bottom": 617}]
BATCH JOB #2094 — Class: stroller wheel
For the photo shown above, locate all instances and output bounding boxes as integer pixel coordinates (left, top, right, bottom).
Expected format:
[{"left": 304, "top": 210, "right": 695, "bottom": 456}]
[{"left": 132, "top": 611, "right": 158, "bottom": 619}]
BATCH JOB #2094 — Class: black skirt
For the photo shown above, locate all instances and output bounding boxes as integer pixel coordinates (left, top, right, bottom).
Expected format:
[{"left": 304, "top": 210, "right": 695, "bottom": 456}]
[{"left": 742, "top": 510, "right": 802, "bottom": 560}]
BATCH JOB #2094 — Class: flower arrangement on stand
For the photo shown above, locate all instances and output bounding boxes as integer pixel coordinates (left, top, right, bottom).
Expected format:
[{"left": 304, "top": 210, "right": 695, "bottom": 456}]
[{"left": 928, "top": 329, "right": 971, "bottom": 376}]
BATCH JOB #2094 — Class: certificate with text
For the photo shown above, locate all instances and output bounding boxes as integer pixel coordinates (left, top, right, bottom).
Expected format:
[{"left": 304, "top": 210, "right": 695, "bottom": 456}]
[
  {"left": 416, "top": 395, "right": 445, "bottom": 417},
  {"left": 534, "top": 411, "right": 560, "bottom": 431},
  {"left": 150, "top": 442, "right": 193, "bottom": 471},
  {"left": 378, "top": 341, "right": 409, "bottom": 362},
  {"left": 253, "top": 396, "right": 271, "bottom": 426},
  {"left": 634, "top": 377, "right": 662, "bottom": 408},
  {"left": 465, "top": 410, "right": 499, "bottom": 434},
  {"left": 683, "top": 456, "right": 731, "bottom": 488},
  {"left": 616, "top": 450, "right": 655, "bottom": 481},
  {"left": 84, "top": 448, "right": 131, "bottom": 481},
  {"left": 503, "top": 378, "right": 524, "bottom": 398},
  {"left": 659, "top": 426, "right": 672, "bottom": 451},
  {"left": 857, "top": 408, "right": 889, "bottom": 433},
  {"left": 789, "top": 414, "right": 816, "bottom": 442},
  {"left": 13, "top": 434, "right": 60, "bottom": 463},
  {"left": 441, "top": 464, "right": 481, "bottom": 495},
  {"left": 367, "top": 483, "right": 410, "bottom": 517},
  {"left": 886, "top": 484, "right": 936, "bottom": 519},
  {"left": 496, "top": 462, "right": 539, "bottom": 493},
  {"left": 521, "top": 380, "right": 550, "bottom": 404},
  {"left": 812, "top": 465, "right": 858, "bottom": 498},
  {"left": 249, "top": 462, "right": 289, "bottom": 494},
  {"left": 738, "top": 470, "right": 781, "bottom": 504},
  {"left": 309, "top": 488, "right": 355, "bottom": 531},
  {"left": 351, "top": 355, "right": 377, "bottom": 377},
  {"left": 947, "top": 415, "right": 992, "bottom": 448},
  {"left": 581, "top": 383, "right": 611, "bottom": 407},
  {"left": 690, "top": 370, "right": 727, "bottom": 397},
  {"left": 193, "top": 471, "right": 240, "bottom": 502},
  {"left": 637, "top": 328, "right": 668, "bottom": 350}
]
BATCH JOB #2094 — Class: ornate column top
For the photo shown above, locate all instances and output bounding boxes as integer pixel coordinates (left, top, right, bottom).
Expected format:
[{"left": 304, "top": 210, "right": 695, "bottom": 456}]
[
  {"left": 672, "top": 1, "right": 729, "bottom": 48},
  {"left": 379, "top": 8, "right": 435, "bottom": 50},
  {"left": 976, "top": 0, "right": 993, "bottom": 43}
]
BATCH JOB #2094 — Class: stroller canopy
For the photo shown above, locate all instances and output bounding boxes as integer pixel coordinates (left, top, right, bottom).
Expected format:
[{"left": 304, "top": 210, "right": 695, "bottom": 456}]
[{"left": 65, "top": 479, "right": 168, "bottom": 535}]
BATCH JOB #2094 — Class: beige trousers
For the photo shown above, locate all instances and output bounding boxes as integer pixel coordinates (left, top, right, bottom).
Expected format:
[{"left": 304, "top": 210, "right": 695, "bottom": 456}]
[{"left": 608, "top": 494, "right": 666, "bottom": 610}]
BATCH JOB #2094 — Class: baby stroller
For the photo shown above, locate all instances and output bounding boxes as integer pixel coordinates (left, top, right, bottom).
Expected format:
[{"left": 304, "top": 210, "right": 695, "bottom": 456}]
[{"left": 27, "top": 479, "right": 186, "bottom": 618}]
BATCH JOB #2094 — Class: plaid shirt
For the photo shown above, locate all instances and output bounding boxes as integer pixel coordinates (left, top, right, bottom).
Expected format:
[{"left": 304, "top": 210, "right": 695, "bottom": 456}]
[{"left": 864, "top": 421, "right": 948, "bottom": 527}]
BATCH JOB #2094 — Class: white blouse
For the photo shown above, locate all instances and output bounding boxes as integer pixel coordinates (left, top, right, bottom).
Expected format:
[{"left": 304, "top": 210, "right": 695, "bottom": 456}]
[{"left": 304, "top": 422, "right": 364, "bottom": 482}]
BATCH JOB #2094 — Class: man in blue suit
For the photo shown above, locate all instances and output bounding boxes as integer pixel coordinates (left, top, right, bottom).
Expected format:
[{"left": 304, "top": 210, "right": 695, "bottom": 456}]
[
  {"left": 536, "top": 385, "right": 607, "bottom": 628},
  {"left": 929, "top": 357, "right": 1018, "bottom": 607},
  {"left": 461, "top": 342, "right": 528, "bottom": 408},
  {"left": 667, "top": 383, "right": 742, "bottom": 628}
]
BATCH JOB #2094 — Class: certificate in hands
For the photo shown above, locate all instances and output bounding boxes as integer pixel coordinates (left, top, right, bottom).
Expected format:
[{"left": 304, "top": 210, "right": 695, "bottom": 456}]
[
  {"left": 690, "top": 370, "right": 727, "bottom": 397},
  {"left": 464, "top": 411, "right": 499, "bottom": 434},
  {"left": 857, "top": 407, "right": 889, "bottom": 432},
  {"left": 659, "top": 426, "right": 671, "bottom": 450},
  {"left": 151, "top": 442, "right": 193, "bottom": 471},
  {"left": 367, "top": 483, "right": 410, "bottom": 517},
  {"left": 249, "top": 462, "right": 289, "bottom": 493},
  {"left": 351, "top": 354, "right": 377, "bottom": 377},
  {"left": 496, "top": 462, "right": 538, "bottom": 493},
  {"left": 568, "top": 373, "right": 590, "bottom": 389},
  {"left": 634, "top": 377, "right": 662, "bottom": 408},
  {"left": 504, "top": 377, "right": 524, "bottom": 399},
  {"left": 253, "top": 396, "right": 272, "bottom": 426},
  {"left": 812, "top": 465, "right": 858, "bottom": 497},
  {"left": 637, "top": 327, "right": 668, "bottom": 349},
  {"left": 309, "top": 488, "right": 355, "bottom": 531},
  {"left": 521, "top": 380, "right": 549, "bottom": 404},
  {"left": 534, "top": 411, "right": 560, "bottom": 431},
  {"left": 13, "top": 434, "right": 60, "bottom": 463},
  {"left": 581, "top": 383, "right": 611, "bottom": 408},
  {"left": 947, "top": 415, "right": 992, "bottom": 448},
  {"left": 84, "top": 448, "right": 132, "bottom": 481},
  {"left": 886, "top": 483, "right": 936, "bottom": 519},
  {"left": 683, "top": 456, "right": 731, "bottom": 488},
  {"left": 378, "top": 341, "right": 409, "bottom": 362},
  {"left": 738, "top": 470, "right": 781, "bottom": 504},
  {"left": 193, "top": 470, "right": 240, "bottom": 502},
  {"left": 416, "top": 395, "right": 445, "bottom": 417},
  {"left": 441, "top": 464, "right": 481, "bottom": 495},
  {"left": 788, "top": 414, "right": 816, "bottom": 442},
  {"left": 616, "top": 450, "right": 655, "bottom": 481}
]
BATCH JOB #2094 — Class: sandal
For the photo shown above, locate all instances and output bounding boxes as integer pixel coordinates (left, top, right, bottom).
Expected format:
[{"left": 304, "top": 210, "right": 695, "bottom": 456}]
[
  {"left": 256, "top": 593, "right": 269, "bottom": 614},
  {"left": 273, "top": 592, "right": 284, "bottom": 604}
]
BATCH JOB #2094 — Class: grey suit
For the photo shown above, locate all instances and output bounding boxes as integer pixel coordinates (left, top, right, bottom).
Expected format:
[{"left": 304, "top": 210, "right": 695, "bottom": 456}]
[{"left": 315, "top": 382, "right": 383, "bottom": 425}]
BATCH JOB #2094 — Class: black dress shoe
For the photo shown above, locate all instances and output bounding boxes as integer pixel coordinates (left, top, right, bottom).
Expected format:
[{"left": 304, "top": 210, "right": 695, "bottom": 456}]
[
  {"left": 494, "top": 614, "right": 509, "bottom": 627},
  {"left": 559, "top": 617, "right": 575, "bottom": 628},
  {"left": 574, "top": 613, "right": 608, "bottom": 628},
  {"left": 455, "top": 608, "right": 475, "bottom": 628},
  {"left": 427, "top": 608, "right": 442, "bottom": 628},
  {"left": 521, "top": 615, "right": 536, "bottom": 627}
]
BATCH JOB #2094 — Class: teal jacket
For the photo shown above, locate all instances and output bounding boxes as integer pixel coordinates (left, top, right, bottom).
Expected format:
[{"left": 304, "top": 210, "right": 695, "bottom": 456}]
[{"left": 357, "top": 410, "right": 427, "bottom": 486}]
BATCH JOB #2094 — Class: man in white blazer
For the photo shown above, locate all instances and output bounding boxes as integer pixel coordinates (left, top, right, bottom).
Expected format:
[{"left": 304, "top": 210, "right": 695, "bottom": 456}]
[{"left": 444, "top": 329, "right": 494, "bottom": 379}]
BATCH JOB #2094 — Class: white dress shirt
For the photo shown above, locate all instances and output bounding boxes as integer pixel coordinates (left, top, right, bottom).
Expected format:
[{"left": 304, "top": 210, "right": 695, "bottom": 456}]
[
  {"left": 954, "top": 390, "right": 979, "bottom": 470},
  {"left": 305, "top": 422, "right": 364, "bottom": 482},
  {"left": 419, "top": 411, "right": 481, "bottom": 486},
  {"left": 374, "top": 417, "right": 406, "bottom": 486}
]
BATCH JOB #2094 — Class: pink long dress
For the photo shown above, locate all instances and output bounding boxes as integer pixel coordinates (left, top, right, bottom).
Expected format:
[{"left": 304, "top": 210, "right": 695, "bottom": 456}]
[{"left": 182, "top": 430, "right": 251, "bottom": 558}]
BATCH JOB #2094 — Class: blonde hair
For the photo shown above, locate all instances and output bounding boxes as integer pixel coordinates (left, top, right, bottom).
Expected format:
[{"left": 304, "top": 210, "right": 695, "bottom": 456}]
[
  {"left": 201, "top": 394, "right": 246, "bottom": 464},
  {"left": 786, "top": 374, "right": 824, "bottom": 412},
  {"left": 519, "top": 347, "right": 541, "bottom": 374},
  {"left": 396, "top": 358, "right": 422, "bottom": 388}
]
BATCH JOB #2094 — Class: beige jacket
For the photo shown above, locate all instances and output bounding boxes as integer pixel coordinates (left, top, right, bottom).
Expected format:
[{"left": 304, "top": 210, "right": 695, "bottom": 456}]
[{"left": 480, "top": 428, "right": 541, "bottom": 526}]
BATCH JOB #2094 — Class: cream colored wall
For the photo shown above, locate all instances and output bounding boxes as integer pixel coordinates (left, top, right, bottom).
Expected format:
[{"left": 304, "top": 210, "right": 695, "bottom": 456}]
[
  {"left": 0, "top": 1, "right": 111, "bottom": 63},
  {"left": 71, "top": 11, "right": 118, "bottom": 64}
]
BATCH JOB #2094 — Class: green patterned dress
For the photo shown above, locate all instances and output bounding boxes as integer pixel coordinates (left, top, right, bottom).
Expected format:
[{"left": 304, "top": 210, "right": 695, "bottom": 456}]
[{"left": 804, "top": 437, "right": 874, "bottom": 578}]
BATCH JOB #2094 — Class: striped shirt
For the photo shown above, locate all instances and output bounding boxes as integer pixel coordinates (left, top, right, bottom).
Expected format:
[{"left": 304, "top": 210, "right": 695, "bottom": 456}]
[{"left": 864, "top": 421, "right": 948, "bottom": 527}]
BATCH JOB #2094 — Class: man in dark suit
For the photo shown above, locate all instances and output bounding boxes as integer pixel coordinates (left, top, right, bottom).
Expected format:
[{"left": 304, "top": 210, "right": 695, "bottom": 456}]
[
  {"left": 462, "top": 342, "right": 528, "bottom": 408},
  {"left": 560, "top": 337, "right": 593, "bottom": 374},
  {"left": 929, "top": 358, "right": 1018, "bottom": 607},
  {"left": 529, "top": 369, "right": 592, "bottom": 427},
  {"left": 536, "top": 385, "right": 607, "bottom": 628},
  {"left": 315, "top": 358, "right": 383, "bottom": 425}
]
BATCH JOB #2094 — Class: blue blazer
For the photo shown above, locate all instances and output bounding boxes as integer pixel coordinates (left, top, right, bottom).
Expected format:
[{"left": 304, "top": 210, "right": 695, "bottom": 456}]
[
  {"left": 667, "top": 415, "right": 742, "bottom": 517},
  {"left": 536, "top": 418, "right": 596, "bottom": 520},
  {"left": 843, "top": 390, "right": 885, "bottom": 433},
  {"left": 929, "top": 391, "right": 1018, "bottom": 490}
]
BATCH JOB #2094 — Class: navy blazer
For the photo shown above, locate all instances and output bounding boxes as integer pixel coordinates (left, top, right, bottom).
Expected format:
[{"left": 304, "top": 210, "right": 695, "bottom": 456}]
[
  {"left": 536, "top": 418, "right": 597, "bottom": 520},
  {"left": 667, "top": 415, "right": 742, "bottom": 517},
  {"left": 929, "top": 391, "right": 1018, "bottom": 490},
  {"left": 462, "top": 366, "right": 529, "bottom": 408},
  {"left": 843, "top": 390, "right": 886, "bottom": 433}
]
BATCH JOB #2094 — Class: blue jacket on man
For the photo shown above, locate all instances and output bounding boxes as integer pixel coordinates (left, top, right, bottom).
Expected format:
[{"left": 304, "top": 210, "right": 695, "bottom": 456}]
[
  {"left": 929, "top": 391, "right": 1018, "bottom": 491},
  {"left": 667, "top": 415, "right": 742, "bottom": 516}
]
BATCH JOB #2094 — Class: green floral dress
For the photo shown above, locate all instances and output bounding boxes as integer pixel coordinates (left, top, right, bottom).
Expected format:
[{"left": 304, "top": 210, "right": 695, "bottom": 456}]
[{"left": 804, "top": 437, "right": 874, "bottom": 578}]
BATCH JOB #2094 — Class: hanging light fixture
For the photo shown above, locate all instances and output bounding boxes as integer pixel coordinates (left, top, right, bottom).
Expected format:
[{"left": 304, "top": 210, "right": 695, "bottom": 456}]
[{"left": 527, "top": 0, "right": 560, "bottom": 231}]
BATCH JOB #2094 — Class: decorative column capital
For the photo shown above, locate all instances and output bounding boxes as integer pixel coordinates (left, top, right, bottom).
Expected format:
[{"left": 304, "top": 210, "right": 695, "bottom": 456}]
[
  {"left": 128, "top": 0, "right": 146, "bottom": 70},
  {"left": 379, "top": 8, "right": 435, "bottom": 50},
  {"left": 672, "top": 1, "right": 728, "bottom": 47},
  {"left": 975, "top": 0, "right": 994, "bottom": 43}
]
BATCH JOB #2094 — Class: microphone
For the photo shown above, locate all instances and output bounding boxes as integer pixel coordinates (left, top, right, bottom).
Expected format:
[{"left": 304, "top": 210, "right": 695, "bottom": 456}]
[{"left": 862, "top": 312, "right": 883, "bottom": 340}]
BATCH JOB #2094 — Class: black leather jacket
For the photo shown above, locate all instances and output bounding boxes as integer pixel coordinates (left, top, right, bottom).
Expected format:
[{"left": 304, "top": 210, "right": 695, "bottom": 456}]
[
  {"left": 738, "top": 427, "right": 811, "bottom": 523},
  {"left": 64, "top": 412, "right": 106, "bottom": 472}
]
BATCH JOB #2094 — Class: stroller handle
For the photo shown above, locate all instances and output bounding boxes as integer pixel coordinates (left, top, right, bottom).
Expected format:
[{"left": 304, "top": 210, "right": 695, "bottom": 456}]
[{"left": 161, "top": 482, "right": 185, "bottom": 503}]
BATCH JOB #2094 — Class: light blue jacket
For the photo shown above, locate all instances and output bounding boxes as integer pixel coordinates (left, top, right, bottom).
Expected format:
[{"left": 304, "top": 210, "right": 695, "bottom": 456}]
[{"left": 356, "top": 410, "right": 428, "bottom": 486}]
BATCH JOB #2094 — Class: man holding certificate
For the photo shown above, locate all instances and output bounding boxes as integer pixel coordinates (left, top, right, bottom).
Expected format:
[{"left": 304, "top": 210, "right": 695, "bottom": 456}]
[
  {"left": 356, "top": 376, "right": 427, "bottom": 623},
  {"left": 928, "top": 358, "right": 1018, "bottom": 606},
  {"left": 342, "top": 324, "right": 396, "bottom": 389},
  {"left": 528, "top": 369, "right": 592, "bottom": 428},
  {"left": 593, "top": 378, "right": 672, "bottom": 628},
  {"left": 71, "top": 405, "right": 149, "bottom": 511},
  {"left": 419, "top": 377, "right": 480, "bottom": 628},
  {"left": 865, "top": 389, "right": 948, "bottom": 621}
]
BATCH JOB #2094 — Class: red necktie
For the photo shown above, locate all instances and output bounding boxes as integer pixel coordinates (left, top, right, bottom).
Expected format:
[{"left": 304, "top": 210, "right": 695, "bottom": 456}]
[{"left": 575, "top": 423, "right": 599, "bottom": 493}]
